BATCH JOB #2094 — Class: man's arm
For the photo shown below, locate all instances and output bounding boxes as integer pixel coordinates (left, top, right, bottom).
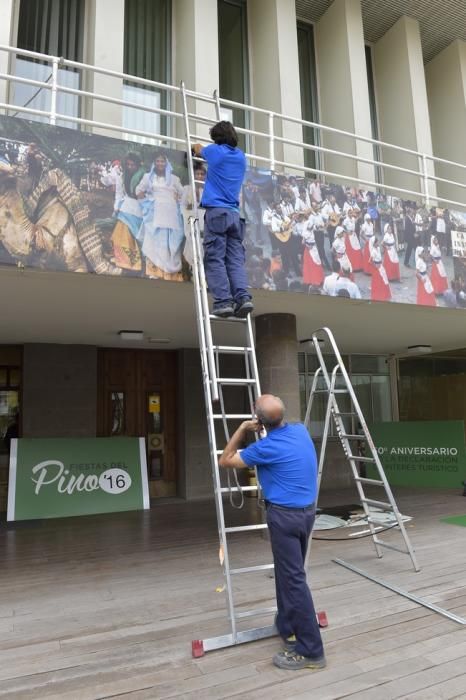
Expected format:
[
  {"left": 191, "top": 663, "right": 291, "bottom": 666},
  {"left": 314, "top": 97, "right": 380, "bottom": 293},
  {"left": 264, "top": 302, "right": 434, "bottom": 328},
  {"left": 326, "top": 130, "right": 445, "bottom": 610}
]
[{"left": 219, "top": 419, "right": 261, "bottom": 469}]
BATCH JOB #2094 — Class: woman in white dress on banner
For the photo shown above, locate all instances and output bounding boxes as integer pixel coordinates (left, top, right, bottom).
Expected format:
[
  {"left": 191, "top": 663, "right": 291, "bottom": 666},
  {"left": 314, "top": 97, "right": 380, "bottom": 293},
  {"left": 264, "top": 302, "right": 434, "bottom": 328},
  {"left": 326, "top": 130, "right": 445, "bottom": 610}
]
[
  {"left": 382, "top": 223, "right": 400, "bottom": 281},
  {"left": 332, "top": 226, "right": 353, "bottom": 277},
  {"left": 136, "top": 151, "right": 185, "bottom": 281},
  {"left": 370, "top": 237, "right": 391, "bottom": 301},
  {"left": 301, "top": 217, "right": 324, "bottom": 287},
  {"left": 429, "top": 235, "right": 448, "bottom": 295},
  {"left": 360, "top": 213, "right": 375, "bottom": 274},
  {"left": 343, "top": 209, "right": 363, "bottom": 272},
  {"left": 415, "top": 246, "right": 437, "bottom": 307}
]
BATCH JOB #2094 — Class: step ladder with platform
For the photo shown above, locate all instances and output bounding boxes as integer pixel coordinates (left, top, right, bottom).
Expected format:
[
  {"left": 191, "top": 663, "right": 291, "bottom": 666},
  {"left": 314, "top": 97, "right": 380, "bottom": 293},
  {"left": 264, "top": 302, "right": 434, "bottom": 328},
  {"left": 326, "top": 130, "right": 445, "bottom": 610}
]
[
  {"left": 179, "top": 84, "right": 328, "bottom": 658},
  {"left": 303, "top": 327, "right": 420, "bottom": 573}
]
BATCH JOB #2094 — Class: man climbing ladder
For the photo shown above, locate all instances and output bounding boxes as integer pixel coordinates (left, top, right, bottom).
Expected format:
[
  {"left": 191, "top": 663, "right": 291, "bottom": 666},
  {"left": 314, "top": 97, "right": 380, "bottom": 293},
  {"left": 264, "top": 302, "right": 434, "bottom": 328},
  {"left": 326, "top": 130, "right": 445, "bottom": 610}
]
[{"left": 192, "top": 121, "right": 254, "bottom": 318}]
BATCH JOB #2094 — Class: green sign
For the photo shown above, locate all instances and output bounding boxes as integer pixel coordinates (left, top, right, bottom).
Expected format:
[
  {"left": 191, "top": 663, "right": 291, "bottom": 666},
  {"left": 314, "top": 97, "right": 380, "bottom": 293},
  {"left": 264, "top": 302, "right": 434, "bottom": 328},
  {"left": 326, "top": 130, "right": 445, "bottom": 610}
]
[
  {"left": 369, "top": 421, "right": 466, "bottom": 488},
  {"left": 7, "top": 437, "right": 149, "bottom": 521}
]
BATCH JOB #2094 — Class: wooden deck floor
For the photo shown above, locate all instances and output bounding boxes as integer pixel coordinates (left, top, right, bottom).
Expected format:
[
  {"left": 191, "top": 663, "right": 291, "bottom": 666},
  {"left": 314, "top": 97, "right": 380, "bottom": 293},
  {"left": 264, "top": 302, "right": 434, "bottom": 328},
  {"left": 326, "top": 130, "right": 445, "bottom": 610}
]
[{"left": 0, "top": 487, "right": 466, "bottom": 699}]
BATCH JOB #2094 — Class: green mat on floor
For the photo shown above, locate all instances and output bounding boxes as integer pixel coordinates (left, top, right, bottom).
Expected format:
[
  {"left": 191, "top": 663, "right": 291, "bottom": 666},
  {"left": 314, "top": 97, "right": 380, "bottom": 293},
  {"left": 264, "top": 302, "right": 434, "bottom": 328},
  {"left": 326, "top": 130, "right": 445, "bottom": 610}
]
[{"left": 441, "top": 515, "right": 466, "bottom": 527}]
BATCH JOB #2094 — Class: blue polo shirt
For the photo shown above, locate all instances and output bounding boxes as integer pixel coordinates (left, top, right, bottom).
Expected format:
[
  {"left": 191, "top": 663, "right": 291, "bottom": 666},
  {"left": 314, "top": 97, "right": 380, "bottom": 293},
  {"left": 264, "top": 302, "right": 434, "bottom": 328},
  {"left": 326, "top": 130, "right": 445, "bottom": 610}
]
[
  {"left": 201, "top": 143, "right": 246, "bottom": 209},
  {"left": 240, "top": 423, "right": 317, "bottom": 508}
]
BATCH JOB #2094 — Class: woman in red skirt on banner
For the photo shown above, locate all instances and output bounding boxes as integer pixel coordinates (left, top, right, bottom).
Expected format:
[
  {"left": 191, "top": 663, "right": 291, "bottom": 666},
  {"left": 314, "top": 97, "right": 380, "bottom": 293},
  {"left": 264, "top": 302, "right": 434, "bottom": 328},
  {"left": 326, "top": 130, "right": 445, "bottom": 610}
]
[
  {"left": 343, "top": 209, "right": 363, "bottom": 272},
  {"left": 332, "top": 226, "right": 353, "bottom": 278},
  {"left": 415, "top": 246, "right": 437, "bottom": 307},
  {"left": 360, "top": 213, "right": 375, "bottom": 274},
  {"left": 382, "top": 223, "right": 400, "bottom": 281},
  {"left": 429, "top": 235, "right": 448, "bottom": 295},
  {"left": 301, "top": 220, "right": 324, "bottom": 288},
  {"left": 370, "top": 237, "right": 391, "bottom": 301}
]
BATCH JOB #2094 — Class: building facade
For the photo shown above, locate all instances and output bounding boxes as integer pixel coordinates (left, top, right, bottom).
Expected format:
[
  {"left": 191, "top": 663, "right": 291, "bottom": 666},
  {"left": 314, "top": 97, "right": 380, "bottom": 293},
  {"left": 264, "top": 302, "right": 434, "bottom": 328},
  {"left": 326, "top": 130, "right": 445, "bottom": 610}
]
[{"left": 1, "top": 0, "right": 466, "bottom": 509}]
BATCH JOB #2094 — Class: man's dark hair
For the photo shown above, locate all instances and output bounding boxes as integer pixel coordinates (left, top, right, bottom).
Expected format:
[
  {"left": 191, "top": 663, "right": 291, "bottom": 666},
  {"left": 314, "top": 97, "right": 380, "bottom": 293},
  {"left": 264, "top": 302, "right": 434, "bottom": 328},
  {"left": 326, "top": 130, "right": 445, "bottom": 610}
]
[
  {"left": 210, "top": 121, "right": 238, "bottom": 147},
  {"left": 125, "top": 152, "right": 141, "bottom": 166},
  {"left": 337, "top": 288, "right": 351, "bottom": 298}
]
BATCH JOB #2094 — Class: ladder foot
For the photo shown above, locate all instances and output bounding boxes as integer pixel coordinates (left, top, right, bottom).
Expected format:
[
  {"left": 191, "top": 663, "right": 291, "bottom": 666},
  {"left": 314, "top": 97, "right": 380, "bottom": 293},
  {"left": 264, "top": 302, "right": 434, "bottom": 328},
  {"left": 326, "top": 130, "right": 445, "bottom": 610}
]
[
  {"left": 317, "top": 610, "right": 328, "bottom": 628},
  {"left": 192, "top": 639, "right": 205, "bottom": 658}
]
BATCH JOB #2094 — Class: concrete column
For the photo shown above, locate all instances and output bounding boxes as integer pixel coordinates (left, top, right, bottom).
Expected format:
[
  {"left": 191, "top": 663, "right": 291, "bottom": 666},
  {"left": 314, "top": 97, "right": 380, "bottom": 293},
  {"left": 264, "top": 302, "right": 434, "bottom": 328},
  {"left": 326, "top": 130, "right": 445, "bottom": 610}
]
[
  {"left": 315, "top": 0, "right": 375, "bottom": 186},
  {"left": 248, "top": 0, "right": 304, "bottom": 170},
  {"left": 426, "top": 41, "right": 466, "bottom": 208},
  {"left": 22, "top": 345, "right": 97, "bottom": 438},
  {"left": 0, "top": 0, "right": 15, "bottom": 108},
  {"left": 173, "top": 0, "right": 219, "bottom": 142},
  {"left": 373, "top": 16, "right": 436, "bottom": 202},
  {"left": 255, "top": 314, "right": 300, "bottom": 422},
  {"left": 84, "top": 0, "right": 125, "bottom": 133}
]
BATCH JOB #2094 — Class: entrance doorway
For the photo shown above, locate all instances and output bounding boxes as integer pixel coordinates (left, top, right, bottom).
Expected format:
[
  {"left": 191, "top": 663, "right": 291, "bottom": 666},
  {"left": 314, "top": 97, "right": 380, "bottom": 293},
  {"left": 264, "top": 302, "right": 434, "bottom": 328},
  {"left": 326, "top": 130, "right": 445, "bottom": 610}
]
[{"left": 97, "top": 349, "right": 177, "bottom": 499}]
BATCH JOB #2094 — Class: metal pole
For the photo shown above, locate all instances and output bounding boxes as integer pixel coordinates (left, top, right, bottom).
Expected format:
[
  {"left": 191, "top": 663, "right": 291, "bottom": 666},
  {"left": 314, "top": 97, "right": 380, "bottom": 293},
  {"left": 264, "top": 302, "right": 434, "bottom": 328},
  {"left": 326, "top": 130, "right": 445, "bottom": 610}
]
[
  {"left": 268, "top": 112, "right": 275, "bottom": 172},
  {"left": 422, "top": 154, "right": 430, "bottom": 207},
  {"left": 49, "top": 57, "right": 59, "bottom": 125}
]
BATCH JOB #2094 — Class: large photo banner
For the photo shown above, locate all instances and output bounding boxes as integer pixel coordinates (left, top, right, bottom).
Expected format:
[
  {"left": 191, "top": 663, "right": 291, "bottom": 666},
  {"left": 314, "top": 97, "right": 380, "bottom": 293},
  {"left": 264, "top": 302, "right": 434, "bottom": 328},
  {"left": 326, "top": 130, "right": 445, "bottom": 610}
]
[
  {"left": 1, "top": 114, "right": 466, "bottom": 309},
  {"left": 7, "top": 437, "right": 149, "bottom": 521}
]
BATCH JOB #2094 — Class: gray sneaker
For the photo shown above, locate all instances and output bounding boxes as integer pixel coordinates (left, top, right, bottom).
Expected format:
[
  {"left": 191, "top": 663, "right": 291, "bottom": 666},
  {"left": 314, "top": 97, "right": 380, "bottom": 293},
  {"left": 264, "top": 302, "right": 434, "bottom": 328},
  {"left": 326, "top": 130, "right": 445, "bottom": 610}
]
[
  {"left": 212, "top": 305, "right": 235, "bottom": 318},
  {"left": 234, "top": 299, "right": 254, "bottom": 318},
  {"left": 272, "top": 650, "right": 326, "bottom": 671}
]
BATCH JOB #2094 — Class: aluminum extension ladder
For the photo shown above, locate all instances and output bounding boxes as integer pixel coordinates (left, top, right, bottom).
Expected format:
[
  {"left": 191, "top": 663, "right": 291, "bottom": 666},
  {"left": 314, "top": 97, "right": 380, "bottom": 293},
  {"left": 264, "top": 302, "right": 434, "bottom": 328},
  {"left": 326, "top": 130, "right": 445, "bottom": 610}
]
[
  {"left": 180, "top": 83, "right": 279, "bottom": 657},
  {"left": 304, "top": 327, "right": 420, "bottom": 573}
]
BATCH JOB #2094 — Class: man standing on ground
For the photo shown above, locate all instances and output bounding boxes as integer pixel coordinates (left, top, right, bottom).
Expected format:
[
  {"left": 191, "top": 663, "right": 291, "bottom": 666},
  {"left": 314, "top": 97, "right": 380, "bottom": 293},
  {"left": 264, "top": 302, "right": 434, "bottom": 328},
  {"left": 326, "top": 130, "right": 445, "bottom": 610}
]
[
  {"left": 192, "top": 122, "right": 253, "bottom": 318},
  {"left": 219, "top": 394, "right": 325, "bottom": 671}
]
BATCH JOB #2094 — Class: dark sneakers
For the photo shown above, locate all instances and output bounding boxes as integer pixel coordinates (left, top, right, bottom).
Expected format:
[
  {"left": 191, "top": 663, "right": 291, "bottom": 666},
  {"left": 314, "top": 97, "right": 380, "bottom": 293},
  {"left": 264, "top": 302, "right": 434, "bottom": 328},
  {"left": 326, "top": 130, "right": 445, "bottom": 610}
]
[
  {"left": 211, "top": 305, "right": 235, "bottom": 318},
  {"left": 273, "top": 650, "right": 327, "bottom": 671},
  {"left": 234, "top": 298, "right": 254, "bottom": 318}
]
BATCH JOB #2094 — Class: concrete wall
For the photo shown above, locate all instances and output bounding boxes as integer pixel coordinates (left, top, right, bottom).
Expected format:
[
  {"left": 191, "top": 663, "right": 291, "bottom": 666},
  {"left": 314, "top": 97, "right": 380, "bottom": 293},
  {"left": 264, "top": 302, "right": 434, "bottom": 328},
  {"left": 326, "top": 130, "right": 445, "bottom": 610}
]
[
  {"left": 248, "top": 0, "right": 304, "bottom": 169},
  {"left": 22, "top": 344, "right": 97, "bottom": 438},
  {"left": 426, "top": 41, "right": 466, "bottom": 208},
  {"left": 315, "top": 0, "right": 374, "bottom": 185},
  {"left": 373, "top": 16, "right": 435, "bottom": 201}
]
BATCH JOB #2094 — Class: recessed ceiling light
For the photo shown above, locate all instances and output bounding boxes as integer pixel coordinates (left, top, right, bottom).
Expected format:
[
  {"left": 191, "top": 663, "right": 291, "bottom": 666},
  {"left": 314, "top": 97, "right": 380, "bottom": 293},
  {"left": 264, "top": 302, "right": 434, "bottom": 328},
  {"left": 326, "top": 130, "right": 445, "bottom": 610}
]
[
  {"left": 118, "top": 330, "right": 144, "bottom": 341},
  {"left": 407, "top": 345, "right": 432, "bottom": 354}
]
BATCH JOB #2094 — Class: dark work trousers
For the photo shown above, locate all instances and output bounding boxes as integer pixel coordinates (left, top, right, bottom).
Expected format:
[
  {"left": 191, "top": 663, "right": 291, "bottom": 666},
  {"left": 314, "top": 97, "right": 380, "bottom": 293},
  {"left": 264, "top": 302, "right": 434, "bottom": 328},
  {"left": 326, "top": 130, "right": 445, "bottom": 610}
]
[
  {"left": 203, "top": 207, "right": 252, "bottom": 310},
  {"left": 315, "top": 228, "right": 330, "bottom": 269},
  {"left": 266, "top": 502, "right": 324, "bottom": 660}
]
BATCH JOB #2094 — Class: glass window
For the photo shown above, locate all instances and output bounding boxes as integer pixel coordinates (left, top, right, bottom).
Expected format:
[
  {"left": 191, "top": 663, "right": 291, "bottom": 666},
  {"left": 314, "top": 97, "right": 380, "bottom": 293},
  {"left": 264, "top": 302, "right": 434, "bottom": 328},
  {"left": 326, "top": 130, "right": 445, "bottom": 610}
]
[
  {"left": 111, "top": 392, "right": 125, "bottom": 435},
  {"left": 218, "top": 0, "right": 249, "bottom": 142},
  {"left": 14, "top": 0, "right": 84, "bottom": 127},
  {"left": 365, "top": 44, "right": 381, "bottom": 181},
  {"left": 297, "top": 22, "right": 319, "bottom": 172},
  {"left": 351, "top": 355, "right": 389, "bottom": 375},
  {"left": 123, "top": 0, "right": 171, "bottom": 142}
]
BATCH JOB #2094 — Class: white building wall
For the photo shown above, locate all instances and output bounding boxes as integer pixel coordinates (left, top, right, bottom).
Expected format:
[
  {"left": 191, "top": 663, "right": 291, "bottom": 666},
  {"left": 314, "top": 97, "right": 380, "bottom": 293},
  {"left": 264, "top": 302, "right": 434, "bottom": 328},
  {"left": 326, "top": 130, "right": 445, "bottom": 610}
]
[
  {"left": 314, "top": 0, "right": 375, "bottom": 186},
  {"left": 373, "top": 16, "right": 436, "bottom": 202},
  {"left": 426, "top": 40, "right": 466, "bottom": 209},
  {"left": 0, "top": 0, "right": 15, "bottom": 107}
]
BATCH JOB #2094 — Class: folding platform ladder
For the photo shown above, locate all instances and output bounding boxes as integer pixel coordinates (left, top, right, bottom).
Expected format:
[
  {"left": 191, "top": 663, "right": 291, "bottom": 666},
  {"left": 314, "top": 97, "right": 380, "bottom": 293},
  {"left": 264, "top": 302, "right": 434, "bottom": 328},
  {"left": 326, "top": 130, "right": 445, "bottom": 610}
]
[
  {"left": 180, "top": 83, "right": 279, "bottom": 657},
  {"left": 303, "top": 327, "right": 420, "bottom": 572}
]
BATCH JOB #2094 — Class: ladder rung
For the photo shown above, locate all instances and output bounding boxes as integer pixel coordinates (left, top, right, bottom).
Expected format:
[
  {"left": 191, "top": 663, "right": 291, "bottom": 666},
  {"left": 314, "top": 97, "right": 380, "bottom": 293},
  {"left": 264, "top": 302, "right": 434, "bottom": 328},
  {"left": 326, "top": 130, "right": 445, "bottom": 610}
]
[
  {"left": 235, "top": 606, "right": 277, "bottom": 620},
  {"left": 373, "top": 538, "right": 407, "bottom": 554},
  {"left": 225, "top": 524, "right": 268, "bottom": 533},
  {"left": 314, "top": 389, "right": 348, "bottom": 394},
  {"left": 339, "top": 434, "right": 366, "bottom": 440},
  {"left": 355, "top": 477, "right": 384, "bottom": 486},
  {"left": 347, "top": 455, "right": 375, "bottom": 462},
  {"left": 220, "top": 486, "right": 258, "bottom": 493},
  {"left": 209, "top": 314, "right": 247, "bottom": 323},
  {"left": 361, "top": 498, "right": 393, "bottom": 511},
  {"left": 213, "top": 414, "right": 252, "bottom": 419},
  {"left": 332, "top": 411, "right": 357, "bottom": 416},
  {"left": 230, "top": 564, "right": 274, "bottom": 575},
  {"left": 213, "top": 345, "right": 252, "bottom": 354},
  {"left": 216, "top": 378, "right": 256, "bottom": 385}
]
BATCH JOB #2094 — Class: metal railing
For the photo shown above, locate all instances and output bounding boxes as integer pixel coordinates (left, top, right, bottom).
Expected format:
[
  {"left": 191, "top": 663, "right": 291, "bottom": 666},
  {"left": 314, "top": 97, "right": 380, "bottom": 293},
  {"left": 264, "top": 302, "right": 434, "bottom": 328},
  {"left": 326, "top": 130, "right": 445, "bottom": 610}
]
[{"left": 1, "top": 44, "right": 466, "bottom": 210}]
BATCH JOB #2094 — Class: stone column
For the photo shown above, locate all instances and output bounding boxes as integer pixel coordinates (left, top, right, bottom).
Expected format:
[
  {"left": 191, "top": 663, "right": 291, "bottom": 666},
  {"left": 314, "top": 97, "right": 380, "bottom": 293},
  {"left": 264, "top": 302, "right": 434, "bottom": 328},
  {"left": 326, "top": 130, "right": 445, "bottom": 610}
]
[
  {"left": 255, "top": 313, "right": 301, "bottom": 422},
  {"left": 84, "top": 0, "right": 125, "bottom": 133},
  {"left": 247, "top": 0, "right": 304, "bottom": 170},
  {"left": 0, "top": 0, "right": 15, "bottom": 109},
  {"left": 426, "top": 41, "right": 466, "bottom": 208},
  {"left": 314, "top": 0, "right": 375, "bottom": 186},
  {"left": 373, "top": 15, "right": 436, "bottom": 201}
]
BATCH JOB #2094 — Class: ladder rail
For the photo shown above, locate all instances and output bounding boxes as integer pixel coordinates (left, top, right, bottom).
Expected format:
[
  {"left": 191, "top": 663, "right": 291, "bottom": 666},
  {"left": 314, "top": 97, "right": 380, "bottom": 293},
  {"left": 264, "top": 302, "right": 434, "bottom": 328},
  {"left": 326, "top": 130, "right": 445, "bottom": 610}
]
[{"left": 305, "top": 328, "right": 420, "bottom": 572}]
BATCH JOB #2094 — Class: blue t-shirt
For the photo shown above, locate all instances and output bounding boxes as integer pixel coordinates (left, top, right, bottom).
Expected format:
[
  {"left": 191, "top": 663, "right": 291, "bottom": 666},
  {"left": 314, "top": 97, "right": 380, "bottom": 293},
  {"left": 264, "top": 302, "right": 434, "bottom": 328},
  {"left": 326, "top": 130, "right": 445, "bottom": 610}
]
[
  {"left": 240, "top": 423, "right": 317, "bottom": 508},
  {"left": 201, "top": 143, "right": 246, "bottom": 209}
]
